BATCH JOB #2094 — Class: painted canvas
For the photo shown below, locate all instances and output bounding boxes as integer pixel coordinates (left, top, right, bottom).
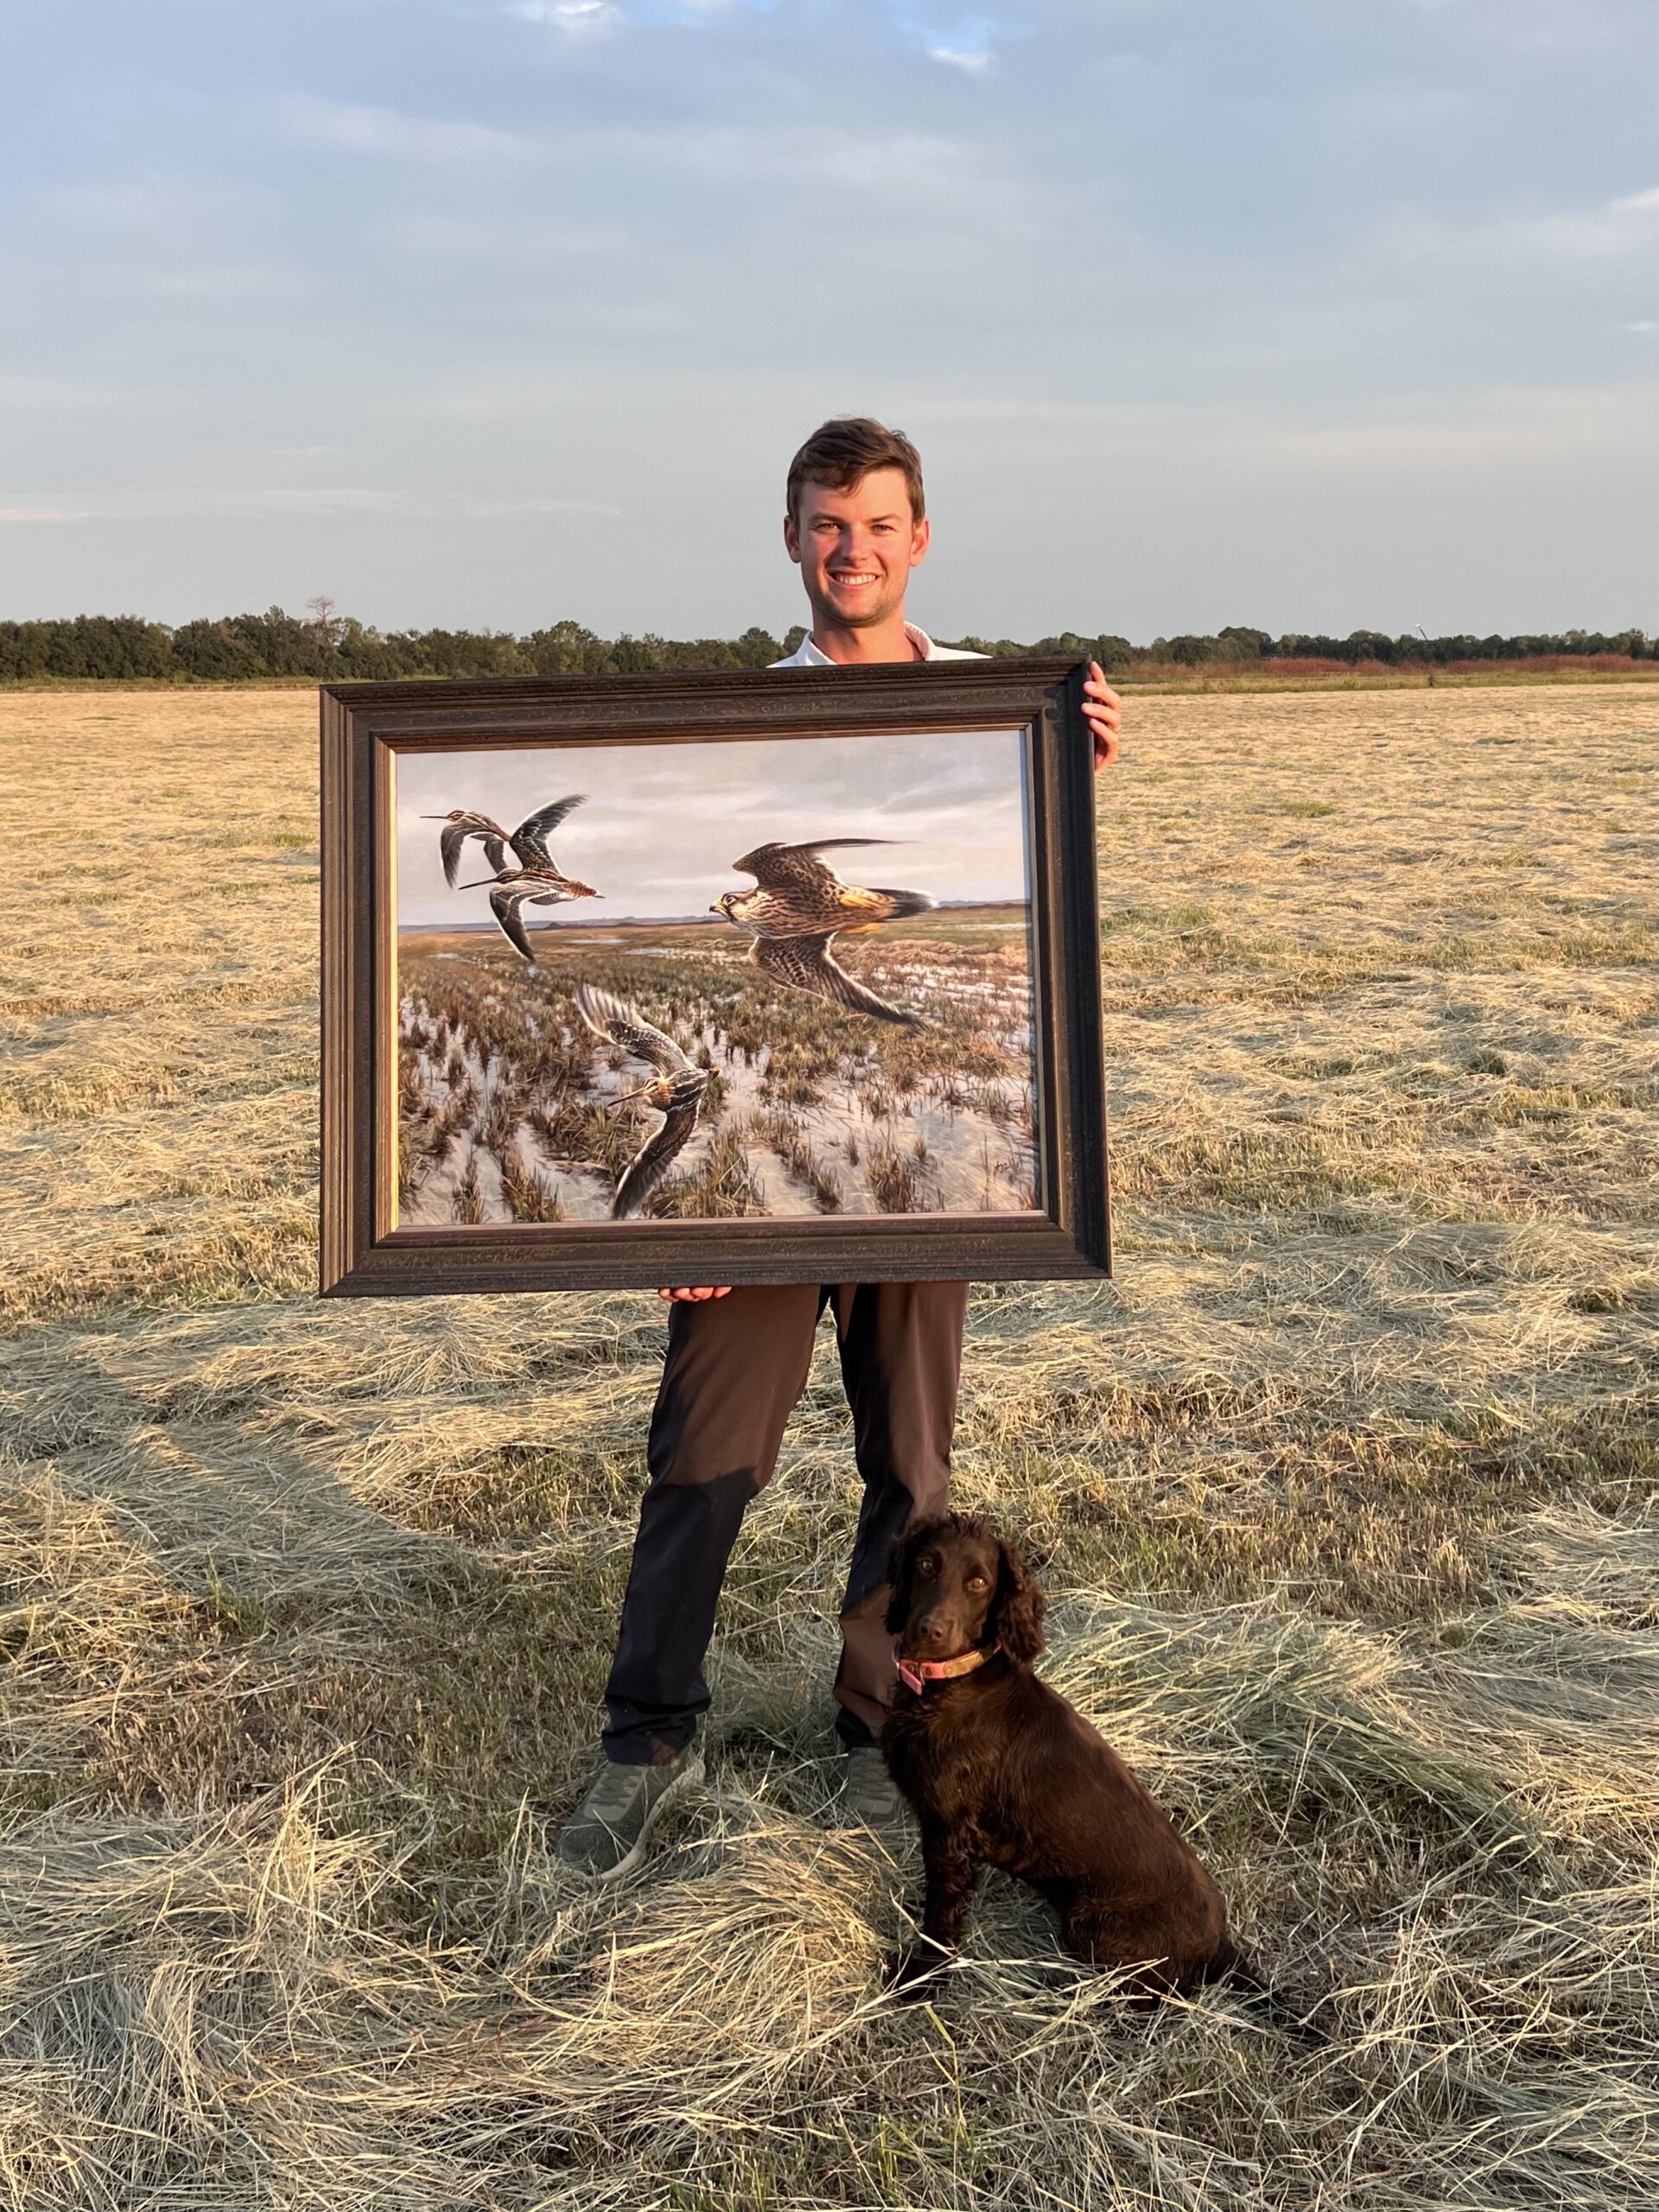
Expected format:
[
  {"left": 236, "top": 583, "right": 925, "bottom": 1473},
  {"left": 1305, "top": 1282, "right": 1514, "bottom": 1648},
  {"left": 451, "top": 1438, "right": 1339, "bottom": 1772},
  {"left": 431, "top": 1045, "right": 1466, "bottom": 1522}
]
[{"left": 393, "top": 728, "right": 1040, "bottom": 1226}]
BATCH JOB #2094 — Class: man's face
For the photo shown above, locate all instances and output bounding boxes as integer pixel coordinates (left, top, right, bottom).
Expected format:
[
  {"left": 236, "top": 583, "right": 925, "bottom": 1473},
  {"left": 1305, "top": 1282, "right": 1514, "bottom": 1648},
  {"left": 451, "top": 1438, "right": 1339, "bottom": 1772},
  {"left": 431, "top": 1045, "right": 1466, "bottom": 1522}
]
[{"left": 784, "top": 467, "right": 930, "bottom": 630}]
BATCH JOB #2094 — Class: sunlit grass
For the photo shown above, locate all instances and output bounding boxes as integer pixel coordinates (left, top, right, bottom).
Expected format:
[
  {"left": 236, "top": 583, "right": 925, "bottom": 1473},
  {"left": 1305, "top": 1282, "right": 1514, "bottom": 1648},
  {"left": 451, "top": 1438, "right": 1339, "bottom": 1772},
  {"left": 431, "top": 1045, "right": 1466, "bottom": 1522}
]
[{"left": 0, "top": 679, "right": 1654, "bottom": 2209}]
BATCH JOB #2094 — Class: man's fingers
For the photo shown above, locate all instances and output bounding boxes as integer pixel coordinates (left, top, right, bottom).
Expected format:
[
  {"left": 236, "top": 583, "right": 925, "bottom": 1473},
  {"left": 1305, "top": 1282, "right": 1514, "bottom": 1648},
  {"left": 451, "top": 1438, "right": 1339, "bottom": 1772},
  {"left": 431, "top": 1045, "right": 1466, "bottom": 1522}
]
[
  {"left": 657, "top": 1286, "right": 732, "bottom": 1301},
  {"left": 1085, "top": 663, "right": 1122, "bottom": 773},
  {"left": 1085, "top": 701, "right": 1121, "bottom": 772}
]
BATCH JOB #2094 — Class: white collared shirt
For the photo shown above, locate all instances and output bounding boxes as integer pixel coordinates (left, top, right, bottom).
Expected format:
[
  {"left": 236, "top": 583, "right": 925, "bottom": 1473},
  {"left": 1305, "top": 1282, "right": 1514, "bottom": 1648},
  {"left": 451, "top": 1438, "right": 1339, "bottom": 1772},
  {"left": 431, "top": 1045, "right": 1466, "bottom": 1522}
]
[{"left": 772, "top": 622, "right": 986, "bottom": 667}]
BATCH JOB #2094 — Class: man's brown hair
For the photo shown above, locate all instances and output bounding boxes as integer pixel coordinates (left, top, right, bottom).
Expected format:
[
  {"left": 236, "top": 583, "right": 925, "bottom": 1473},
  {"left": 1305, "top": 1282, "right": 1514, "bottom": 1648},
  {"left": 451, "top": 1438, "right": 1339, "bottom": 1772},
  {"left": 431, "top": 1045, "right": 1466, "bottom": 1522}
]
[{"left": 785, "top": 417, "right": 925, "bottom": 524}]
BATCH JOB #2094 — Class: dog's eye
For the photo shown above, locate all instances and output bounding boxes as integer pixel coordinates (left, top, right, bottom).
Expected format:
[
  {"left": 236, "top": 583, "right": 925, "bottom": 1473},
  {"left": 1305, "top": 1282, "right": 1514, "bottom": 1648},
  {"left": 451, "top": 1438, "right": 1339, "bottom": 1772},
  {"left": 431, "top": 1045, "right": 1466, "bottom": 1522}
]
[
  {"left": 966, "top": 1574, "right": 989, "bottom": 1592},
  {"left": 918, "top": 1554, "right": 940, "bottom": 1578}
]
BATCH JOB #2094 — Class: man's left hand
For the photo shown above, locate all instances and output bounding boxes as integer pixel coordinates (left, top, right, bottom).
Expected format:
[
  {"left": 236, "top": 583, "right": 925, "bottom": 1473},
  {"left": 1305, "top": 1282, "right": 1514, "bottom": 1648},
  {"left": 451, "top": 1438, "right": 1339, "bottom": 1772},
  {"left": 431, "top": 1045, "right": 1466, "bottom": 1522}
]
[{"left": 1084, "top": 662, "right": 1121, "bottom": 772}]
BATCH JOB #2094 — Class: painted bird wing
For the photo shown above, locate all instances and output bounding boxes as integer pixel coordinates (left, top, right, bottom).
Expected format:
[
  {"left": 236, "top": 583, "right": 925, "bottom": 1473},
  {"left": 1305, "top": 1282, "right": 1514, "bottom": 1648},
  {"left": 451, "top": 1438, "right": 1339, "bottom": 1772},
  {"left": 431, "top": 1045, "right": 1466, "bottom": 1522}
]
[
  {"left": 751, "top": 931, "right": 923, "bottom": 1028},
  {"left": 438, "top": 815, "right": 508, "bottom": 887},
  {"left": 574, "top": 982, "right": 694, "bottom": 1074},
  {"left": 439, "top": 820, "right": 475, "bottom": 889},
  {"left": 511, "top": 795, "right": 586, "bottom": 868},
  {"left": 611, "top": 1098, "right": 702, "bottom": 1218},
  {"left": 732, "top": 838, "right": 895, "bottom": 894},
  {"left": 489, "top": 888, "right": 538, "bottom": 962}
]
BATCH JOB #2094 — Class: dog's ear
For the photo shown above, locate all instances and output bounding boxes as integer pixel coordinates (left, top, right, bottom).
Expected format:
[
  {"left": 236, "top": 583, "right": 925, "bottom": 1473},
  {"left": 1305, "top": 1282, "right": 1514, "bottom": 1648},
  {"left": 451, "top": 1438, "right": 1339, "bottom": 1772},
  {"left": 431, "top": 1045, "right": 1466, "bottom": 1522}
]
[
  {"left": 884, "top": 1525, "right": 923, "bottom": 1636},
  {"left": 992, "top": 1538, "right": 1046, "bottom": 1662}
]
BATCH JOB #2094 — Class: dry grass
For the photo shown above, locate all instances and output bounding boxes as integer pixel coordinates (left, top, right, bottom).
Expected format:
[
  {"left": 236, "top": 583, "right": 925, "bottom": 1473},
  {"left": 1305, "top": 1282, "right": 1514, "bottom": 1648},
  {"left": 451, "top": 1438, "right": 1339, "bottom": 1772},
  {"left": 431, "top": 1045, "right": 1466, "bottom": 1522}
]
[{"left": 1, "top": 681, "right": 1655, "bottom": 2210}]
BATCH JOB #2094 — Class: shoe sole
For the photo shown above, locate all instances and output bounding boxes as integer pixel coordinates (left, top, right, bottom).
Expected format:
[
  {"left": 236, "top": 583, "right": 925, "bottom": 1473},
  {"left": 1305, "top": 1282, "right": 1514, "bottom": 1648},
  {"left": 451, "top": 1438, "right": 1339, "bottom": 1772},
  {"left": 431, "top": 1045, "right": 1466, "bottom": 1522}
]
[{"left": 595, "top": 1751, "right": 705, "bottom": 1883}]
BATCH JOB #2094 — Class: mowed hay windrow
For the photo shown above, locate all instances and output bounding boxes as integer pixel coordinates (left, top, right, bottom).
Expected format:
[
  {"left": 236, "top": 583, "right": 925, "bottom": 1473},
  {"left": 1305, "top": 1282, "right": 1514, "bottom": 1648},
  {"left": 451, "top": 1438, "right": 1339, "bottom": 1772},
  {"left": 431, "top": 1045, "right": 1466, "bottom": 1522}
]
[{"left": 1, "top": 681, "right": 1655, "bottom": 2210}]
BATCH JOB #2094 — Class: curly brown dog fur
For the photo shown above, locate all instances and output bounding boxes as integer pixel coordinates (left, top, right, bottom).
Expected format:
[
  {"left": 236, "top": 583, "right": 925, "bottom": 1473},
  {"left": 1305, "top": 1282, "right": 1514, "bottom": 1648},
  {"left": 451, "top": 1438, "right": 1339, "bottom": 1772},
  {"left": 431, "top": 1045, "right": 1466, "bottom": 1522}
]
[{"left": 880, "top": 1512, "right": 1243, "bottom": 1998}]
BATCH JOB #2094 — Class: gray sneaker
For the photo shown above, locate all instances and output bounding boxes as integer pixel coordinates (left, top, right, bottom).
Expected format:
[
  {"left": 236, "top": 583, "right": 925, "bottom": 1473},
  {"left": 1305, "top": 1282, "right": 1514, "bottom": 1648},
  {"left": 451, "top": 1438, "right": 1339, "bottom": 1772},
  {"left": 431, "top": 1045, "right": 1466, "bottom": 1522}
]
[
  {"left": 833, "top": 1745, "right": 911, "bottom": 1838},
  {"left": 553, "top": 1746, "right": 704, "bottom": 1879}
]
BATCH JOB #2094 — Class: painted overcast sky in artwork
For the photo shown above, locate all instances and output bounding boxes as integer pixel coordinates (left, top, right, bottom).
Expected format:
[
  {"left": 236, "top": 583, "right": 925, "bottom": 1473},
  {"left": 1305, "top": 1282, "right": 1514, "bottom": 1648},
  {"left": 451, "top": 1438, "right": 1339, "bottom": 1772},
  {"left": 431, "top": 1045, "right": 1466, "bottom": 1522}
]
[{"left": 395, "top": 728, "right": 1028, "bottom": 928}]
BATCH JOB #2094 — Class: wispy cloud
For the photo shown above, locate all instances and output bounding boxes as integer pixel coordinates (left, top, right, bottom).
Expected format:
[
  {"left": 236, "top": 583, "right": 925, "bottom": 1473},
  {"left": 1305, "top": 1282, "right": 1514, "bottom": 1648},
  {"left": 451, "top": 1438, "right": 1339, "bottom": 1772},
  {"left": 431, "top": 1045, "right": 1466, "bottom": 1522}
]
[
  {"left": 887, "top": 10, "right": 1008, "bottom": 73},
  {"left": 668, "top": 124, "right": 983, "bottom": 192},
  {"left": 1382, "top": 183, "right": 1659, "bottom": 268},
  {"left": 0, "top": 373, "right": 189, "bottom": 416},
  {"left": 509, "top": 1, "right": 624, "bottom": 35},
  {"left": 0, "top": 488, "right": 622, "bottom": 524},
  {"left": 42, "top": 172, "right": 283, "bottom": 243},
  {"left": 381, "top": 213, "right": 631, "bottom": 261},
  {"left": 115, "top": 264, "right": 305, "bottom": 302},
  {"left": 505, "top": 0, "right": 779, "bottom": 36},
  {"left": 269, "top": 99, "right": 990, "bottom": 205},
  {"left": 274, "top": 96, "right": 537, "bottom": 163},
  {"left": 511, "top": 0, "right": 1012, "bottom": 69},
  {"left": 912, "top": 380, "right": 1659, "bottom": 473},
  {"left": 918, "top": 16, "right": 999, "bottom": 73},
  {"left": 928, "top": 43, "right": 992, "bottom": 73},
  {"left": 48, "top": 176, "right": 192, "bottom": 232}
]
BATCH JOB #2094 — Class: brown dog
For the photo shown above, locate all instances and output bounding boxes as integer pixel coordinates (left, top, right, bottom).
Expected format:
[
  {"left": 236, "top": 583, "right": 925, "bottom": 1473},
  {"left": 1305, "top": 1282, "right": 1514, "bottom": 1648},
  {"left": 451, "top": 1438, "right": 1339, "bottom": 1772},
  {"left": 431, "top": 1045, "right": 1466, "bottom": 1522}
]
[{"left": 880, "top": 1512, "right": 1243, "bottom": 1997}]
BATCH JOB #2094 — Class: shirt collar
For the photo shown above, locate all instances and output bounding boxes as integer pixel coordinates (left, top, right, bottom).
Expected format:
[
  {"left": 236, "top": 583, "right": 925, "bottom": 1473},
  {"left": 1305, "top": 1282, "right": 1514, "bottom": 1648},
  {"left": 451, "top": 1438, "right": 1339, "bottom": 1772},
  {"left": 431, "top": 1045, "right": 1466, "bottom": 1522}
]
[{"left": 783, "top": 622, "right": 937, "bottom": 667}]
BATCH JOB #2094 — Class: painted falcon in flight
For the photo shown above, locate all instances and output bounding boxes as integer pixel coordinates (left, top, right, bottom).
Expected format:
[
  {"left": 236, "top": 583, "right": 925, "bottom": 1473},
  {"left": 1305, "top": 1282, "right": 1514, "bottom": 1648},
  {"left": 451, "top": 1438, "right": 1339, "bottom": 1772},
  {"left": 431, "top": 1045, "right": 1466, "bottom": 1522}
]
[{"left": 713, "top": 838, "right": 934, "bottom": 1027}]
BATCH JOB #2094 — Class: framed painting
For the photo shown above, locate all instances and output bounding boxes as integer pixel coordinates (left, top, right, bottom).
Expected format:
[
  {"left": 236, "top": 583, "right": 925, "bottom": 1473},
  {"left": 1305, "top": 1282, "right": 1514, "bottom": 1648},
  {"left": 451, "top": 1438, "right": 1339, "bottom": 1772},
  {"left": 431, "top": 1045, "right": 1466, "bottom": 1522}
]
[{"left": 319, "top": 658, "right": 1109, "bottom": 1294}]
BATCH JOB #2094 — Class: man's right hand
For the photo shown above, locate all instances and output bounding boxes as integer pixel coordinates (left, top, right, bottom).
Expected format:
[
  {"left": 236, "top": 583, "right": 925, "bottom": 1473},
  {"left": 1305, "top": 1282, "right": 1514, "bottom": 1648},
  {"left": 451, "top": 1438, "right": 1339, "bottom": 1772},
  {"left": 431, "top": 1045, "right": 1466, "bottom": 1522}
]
[{"left": 658, "top": 1286, "right": 732, "bottom": 1302}]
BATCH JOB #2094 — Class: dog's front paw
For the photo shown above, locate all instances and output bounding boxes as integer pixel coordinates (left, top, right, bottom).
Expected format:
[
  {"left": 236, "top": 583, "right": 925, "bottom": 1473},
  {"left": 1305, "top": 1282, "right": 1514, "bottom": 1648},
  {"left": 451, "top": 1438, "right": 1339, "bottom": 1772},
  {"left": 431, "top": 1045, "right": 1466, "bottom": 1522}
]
[{"left": 886, "top": 1944, "right": 945, "bottom": 2001}]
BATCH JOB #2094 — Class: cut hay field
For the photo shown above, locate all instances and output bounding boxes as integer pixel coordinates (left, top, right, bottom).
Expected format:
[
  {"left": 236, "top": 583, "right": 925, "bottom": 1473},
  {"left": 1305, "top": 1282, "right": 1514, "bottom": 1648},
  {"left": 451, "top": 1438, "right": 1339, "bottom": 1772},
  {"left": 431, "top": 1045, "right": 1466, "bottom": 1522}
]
[{"left": 2, "top": 681, "right": 1655, "bottom": 2212}]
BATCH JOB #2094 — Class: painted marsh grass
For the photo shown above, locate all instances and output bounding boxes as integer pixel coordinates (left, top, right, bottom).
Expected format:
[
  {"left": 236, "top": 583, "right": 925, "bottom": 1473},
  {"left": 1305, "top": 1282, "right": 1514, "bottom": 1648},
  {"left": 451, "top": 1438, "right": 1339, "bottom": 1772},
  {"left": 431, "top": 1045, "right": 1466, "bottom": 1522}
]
[
  {"left": 0, "top": 681, "right": 1654, "bottom": 2208},
  {"left": 395, "top": 922, "right": 1040, "bottom": 1223}
]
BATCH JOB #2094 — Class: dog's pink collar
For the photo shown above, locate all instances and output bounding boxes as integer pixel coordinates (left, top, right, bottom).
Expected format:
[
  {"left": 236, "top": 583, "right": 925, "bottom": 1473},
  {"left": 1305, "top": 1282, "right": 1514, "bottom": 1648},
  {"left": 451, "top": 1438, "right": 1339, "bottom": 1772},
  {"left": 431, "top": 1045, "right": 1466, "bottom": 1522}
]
[{"left": 894, "top": 1642, "right": 998, "bottom": 1694}]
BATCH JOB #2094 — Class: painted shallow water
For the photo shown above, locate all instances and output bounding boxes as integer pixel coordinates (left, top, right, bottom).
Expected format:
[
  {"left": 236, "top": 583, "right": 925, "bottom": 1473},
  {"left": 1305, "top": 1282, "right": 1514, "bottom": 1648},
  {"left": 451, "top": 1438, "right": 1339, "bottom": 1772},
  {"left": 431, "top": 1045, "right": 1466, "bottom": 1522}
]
[{"left": 397, "top": 917, "right": 1039, "bottom": 1224}]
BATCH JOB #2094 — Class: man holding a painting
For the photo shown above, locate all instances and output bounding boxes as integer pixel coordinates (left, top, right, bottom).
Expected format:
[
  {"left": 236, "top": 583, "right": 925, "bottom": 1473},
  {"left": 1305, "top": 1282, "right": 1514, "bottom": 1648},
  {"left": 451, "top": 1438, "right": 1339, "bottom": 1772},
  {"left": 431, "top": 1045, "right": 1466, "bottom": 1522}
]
[{"left": 556, "top": 418, "right": 1122, "bottom": 1878}]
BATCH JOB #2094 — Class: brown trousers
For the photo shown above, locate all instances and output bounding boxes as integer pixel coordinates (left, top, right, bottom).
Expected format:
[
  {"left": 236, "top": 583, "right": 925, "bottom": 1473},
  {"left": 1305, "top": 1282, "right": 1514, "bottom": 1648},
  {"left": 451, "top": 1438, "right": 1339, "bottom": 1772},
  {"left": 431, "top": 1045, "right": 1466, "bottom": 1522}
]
[{"left": 602, "top": 1281, "right": 969, "bottom": 1764}]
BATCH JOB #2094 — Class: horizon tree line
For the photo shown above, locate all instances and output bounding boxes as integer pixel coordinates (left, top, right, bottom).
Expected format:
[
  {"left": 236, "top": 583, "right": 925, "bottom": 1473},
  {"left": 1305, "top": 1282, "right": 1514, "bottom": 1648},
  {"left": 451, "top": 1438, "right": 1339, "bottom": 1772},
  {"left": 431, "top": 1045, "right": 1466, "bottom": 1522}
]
[{"left": 0, "top": 601, "right": 1650, "bottom": 683}]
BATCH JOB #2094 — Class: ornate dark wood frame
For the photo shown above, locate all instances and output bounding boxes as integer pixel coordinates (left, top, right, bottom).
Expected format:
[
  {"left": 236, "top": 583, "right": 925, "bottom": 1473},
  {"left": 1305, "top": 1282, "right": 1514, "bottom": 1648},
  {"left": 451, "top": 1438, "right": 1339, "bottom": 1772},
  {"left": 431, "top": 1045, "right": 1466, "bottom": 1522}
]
[{"left": 320, "top": 658, "right": 1109, "bottom": 1294}]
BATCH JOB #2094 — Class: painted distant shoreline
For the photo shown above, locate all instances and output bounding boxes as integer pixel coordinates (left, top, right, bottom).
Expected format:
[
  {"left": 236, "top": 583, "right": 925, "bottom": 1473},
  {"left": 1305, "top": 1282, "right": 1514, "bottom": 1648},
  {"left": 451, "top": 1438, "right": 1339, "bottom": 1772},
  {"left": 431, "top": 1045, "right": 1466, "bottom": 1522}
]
[{"left": 399, "top": 899, "right": 1028, "bottom": 937}]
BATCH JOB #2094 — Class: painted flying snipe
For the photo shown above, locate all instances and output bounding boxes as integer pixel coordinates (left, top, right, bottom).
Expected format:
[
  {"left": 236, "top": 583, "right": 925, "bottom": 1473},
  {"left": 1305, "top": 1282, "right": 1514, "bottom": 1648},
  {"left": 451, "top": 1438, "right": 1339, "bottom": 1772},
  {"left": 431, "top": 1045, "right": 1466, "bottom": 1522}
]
[
  {"left": 575, "top": 984, "right": 712, "bottom": 1218},
  {"left": 713, "top": 838, "right": 935, "bottom": 1027},
  {"left": 423, "top": 795, "right": 588, "bottom": 889},
  {"left": 437, "top": 795, "right": 601, "bottom": 960},
  {"left": 461, "top": 865, "right": 603, "bottom": 962}
]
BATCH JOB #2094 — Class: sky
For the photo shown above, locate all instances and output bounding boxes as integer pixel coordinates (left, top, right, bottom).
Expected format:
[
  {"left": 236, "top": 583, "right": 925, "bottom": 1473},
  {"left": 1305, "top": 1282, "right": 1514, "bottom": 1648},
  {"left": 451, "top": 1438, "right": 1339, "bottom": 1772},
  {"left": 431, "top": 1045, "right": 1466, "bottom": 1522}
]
[
  {"left": 395, "top": 725, "right": 1028, "bottom": 924},
  {"left": 2, "top": 0, "right": 1653, "bottom": 640}
]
